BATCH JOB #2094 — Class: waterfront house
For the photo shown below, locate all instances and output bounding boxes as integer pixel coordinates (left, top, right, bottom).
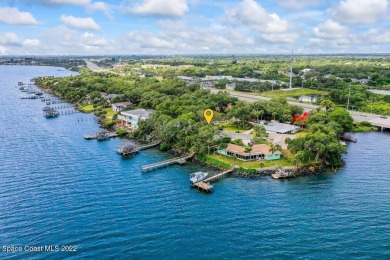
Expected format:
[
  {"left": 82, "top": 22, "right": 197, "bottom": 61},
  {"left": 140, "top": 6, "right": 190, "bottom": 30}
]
[
  {"left": 119, "top": 109, "right": 154, "bottom": 129},
  {"left": 217, "top": 143, "right": 282, "bottom": 161},
  {"left": 112, "top": 102, "right": 133, "bottom": 112}
]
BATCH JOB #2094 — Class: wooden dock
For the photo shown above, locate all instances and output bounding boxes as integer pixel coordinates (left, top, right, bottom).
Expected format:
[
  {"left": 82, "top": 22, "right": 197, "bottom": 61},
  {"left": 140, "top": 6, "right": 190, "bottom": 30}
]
[
  {"left": 141, "top": 153, "right": 195, "bottom": 173},
  {"left": 193, "top": 168, "right": 234, "bottom": 193},
  {"left": 138, "top": 140, "right": 162, "bottom": 151}
]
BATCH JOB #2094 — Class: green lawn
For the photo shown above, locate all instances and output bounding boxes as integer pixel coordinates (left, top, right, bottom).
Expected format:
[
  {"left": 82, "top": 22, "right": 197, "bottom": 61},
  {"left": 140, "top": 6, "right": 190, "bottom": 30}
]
[
  {"left": 79, "top": 104, "right": 94, "bottom": 112},
  {"left": 79, "top": 104, "right": 117, "bottom": 122},
  {"left": 104, "top": 107, "right": 116, "bottom": 119},
  {"left": 219, "top": 121, "right": 253, "bottom": 133},
  {"left": 260, "top": 88, "right": 328, "bottom": 98},
  {"left": 206, "top": 154, "right": 293, "bottom": 169}
]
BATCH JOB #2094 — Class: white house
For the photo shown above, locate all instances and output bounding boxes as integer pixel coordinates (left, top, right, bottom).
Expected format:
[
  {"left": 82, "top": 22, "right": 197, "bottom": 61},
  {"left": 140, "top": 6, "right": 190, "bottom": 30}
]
[
  {"left": 226, "top": 83, "right": 236, "bottom": 90},
  {"left": 119, "top": 109, "right": 154, "bottom": 129},
  {"left": 112, "top": 102, "right": 133, "bottom": 112}
]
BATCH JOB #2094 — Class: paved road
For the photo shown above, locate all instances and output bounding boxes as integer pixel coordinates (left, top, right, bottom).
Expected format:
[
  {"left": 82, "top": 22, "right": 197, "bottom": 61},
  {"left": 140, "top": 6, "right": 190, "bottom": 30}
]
[
  {"left": 218, "top": 130, "right": 252, "bottom": 140},
  {"left": 209, "top": 88, "right": 390, "bottom": 127},
  {"left": 85, "top": 60, "right": 105, "bottom": 72}
]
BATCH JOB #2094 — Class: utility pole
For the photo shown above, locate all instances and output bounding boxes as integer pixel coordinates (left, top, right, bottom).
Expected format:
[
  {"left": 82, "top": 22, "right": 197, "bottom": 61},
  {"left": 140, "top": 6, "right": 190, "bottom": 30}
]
[
  {"left": 289, "top": 49, "right": 293, "bottom": 89},
  {"left": 347, "top": 84, "right": 351, "bottom": 111}
]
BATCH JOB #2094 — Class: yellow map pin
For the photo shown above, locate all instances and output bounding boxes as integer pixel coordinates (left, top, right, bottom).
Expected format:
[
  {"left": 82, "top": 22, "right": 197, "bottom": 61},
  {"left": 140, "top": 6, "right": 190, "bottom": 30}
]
[{"left": 203, "top": 109, "right": 214, "bottom": 124}]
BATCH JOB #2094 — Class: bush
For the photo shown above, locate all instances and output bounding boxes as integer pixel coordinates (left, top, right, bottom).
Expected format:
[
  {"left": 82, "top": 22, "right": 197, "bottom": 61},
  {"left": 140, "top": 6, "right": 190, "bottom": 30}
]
[
  {"left": 160, "top": 142, "right": 172, "bottom": 151},
  {"left": 116, "top": 129, "right": 127, "bottom": 136},
  {"left": 236, "top": 167, "right": 258, "bottom": 174},
  {"left": 103, "top": 121, "right": 115, "bottom": 128}
]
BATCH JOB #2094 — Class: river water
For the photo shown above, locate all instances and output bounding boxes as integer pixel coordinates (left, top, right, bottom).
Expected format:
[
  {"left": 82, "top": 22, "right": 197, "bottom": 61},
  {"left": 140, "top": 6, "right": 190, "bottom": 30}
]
[{"left": 1, "top": 66, "right": 390, "bottom": 259}]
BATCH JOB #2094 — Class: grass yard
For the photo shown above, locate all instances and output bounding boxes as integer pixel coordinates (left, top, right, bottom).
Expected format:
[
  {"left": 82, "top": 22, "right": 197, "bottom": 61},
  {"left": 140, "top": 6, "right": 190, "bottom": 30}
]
[
  {"left": 206, "top": 153, "right": 293, "bottom": 169},
  {"left": 219, "top": 121, "right": 253, "bottom": 133},
  {"left": 260, "top": 88, "right": 328, "bottom": 98},
  {"left": 104, "top": 107, "right": 116, "bottom": 119},
  {"left": 79, "top": 104, "right": 94, "bottom": 112}
]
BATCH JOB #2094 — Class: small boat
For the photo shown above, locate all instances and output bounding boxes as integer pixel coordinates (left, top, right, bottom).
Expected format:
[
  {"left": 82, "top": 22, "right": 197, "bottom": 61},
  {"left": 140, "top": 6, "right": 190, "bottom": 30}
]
[
  {"left": 341, "top": 134, "right": 358, "bottom": 143},
  {"left": 96, "top": 130, "right": 109, "bottom": 141},
  {"left": 190, "top": 172, "right": 208, "bottom": 184},
  {"left": 44, "top": 110, "right": 59, "bottom": 118},
  {"left": 117, "top": 143, "right": 139, "bottom": 156}
]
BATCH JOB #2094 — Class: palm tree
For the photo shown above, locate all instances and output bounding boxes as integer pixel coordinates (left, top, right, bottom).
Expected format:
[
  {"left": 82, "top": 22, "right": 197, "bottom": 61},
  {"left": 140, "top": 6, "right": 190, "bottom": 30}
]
[{"left": 259, "top": 162, "right": 265, "bottom": 169}]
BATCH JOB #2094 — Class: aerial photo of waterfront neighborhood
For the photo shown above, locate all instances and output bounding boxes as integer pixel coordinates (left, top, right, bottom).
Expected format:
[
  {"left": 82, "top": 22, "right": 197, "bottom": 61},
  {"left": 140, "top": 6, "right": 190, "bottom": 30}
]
[{"left": 1, "top": 0, "right": 390, "bottom": 259}]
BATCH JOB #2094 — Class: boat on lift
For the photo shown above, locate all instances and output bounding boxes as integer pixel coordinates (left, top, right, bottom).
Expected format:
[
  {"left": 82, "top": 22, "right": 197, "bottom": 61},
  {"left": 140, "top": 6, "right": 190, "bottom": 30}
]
[{"left": 190, "top": 172, "right": 208, "bottom": 184}]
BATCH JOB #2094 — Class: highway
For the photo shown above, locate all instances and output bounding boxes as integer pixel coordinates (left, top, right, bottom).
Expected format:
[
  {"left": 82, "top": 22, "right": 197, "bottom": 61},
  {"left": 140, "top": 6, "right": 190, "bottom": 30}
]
[{"left": 209, "top": 88, "right": 390, "bottom": 129}]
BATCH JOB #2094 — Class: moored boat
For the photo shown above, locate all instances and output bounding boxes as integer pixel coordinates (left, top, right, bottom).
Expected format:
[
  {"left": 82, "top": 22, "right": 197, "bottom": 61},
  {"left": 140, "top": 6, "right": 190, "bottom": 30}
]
[{"left": 190, "top": 172, "right": 208, "bottom": 184}]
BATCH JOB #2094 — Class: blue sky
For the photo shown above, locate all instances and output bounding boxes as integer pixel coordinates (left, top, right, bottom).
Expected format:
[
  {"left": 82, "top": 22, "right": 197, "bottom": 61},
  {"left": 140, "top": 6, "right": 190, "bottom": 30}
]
[{"left": 0, "top": 0, "right": 389, "bottom": 55}]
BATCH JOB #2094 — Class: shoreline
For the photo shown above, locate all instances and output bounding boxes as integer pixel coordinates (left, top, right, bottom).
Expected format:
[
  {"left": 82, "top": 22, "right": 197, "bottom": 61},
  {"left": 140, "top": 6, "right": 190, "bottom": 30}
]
[{"left": 35, "top": 86, "right": 346, "bottom": 180}]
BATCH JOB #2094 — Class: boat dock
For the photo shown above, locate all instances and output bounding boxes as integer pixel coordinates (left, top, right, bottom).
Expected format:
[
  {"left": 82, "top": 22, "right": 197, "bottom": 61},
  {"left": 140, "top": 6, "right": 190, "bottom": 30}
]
[
  {"left": 84, "top": 131, "right": 118, "bottom": 140},
  {"left": 193, "top": 168, "right": 234, "bottom": 193},
  {"left": 141, "top": 153, "right": 195, "bottom": 173},
  {"left": 138, "top": 140, "right": 162, "bottom": 150}
]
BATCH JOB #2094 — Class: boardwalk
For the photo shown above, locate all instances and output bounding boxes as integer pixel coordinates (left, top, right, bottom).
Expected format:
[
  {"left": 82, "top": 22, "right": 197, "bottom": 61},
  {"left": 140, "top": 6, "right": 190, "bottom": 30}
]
[{"left": 141, "top": 153, "right": 195, "bottom": 173}]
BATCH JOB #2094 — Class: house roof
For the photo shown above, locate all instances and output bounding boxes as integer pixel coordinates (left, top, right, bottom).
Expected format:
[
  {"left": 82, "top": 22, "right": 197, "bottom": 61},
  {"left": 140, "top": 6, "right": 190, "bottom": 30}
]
[
  {"left": 113, "top": 102, "right": 132, "bottom": 107},
  {"left": 262, "top": 122, "right": 300, "bottom": 134},
  {"left": 121, "top": 109, "right": 154, "bottom": 118},
  {"left": 226, "top": 143, "right": 282, "bottom": 156}
]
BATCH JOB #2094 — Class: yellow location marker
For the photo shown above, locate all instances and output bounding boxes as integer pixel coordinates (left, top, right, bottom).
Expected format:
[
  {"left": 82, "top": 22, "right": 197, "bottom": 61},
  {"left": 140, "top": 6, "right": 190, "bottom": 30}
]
[{"left": 203, "top": 109, "right": 214, "bottom": 124}]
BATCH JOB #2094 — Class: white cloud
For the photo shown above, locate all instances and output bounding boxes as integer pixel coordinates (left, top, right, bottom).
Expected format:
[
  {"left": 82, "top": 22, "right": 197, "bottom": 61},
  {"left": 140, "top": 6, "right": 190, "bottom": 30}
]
[
  {"left": 23, "top": 39, "right": 40, "bottom": 47},
  {"left": 81, "top": 32, "right": 109, "bottom": 46},
  {"left": 86, "top": 2, "right": 113, "bottom": 19},
  {"left": 0, "top": 46, "right": 6, "bottom": 54},
  {"left": 261, "top": 33, "right": 298, "bottom": 43},
  {"left": 333, "top": 0, "right": 389, "bottom": 24},
  {"left": 226, "top": 0, "right": 289, "bottom": 33},
  {"left": 278, "top": 0, "right": 321, "bottom": 10},
  {"left": 313, "top": 19, "right": 348, "bottom": 39},
  {"left": 128, "top": 31, "right": 176, "bottom": 49},
  {"left": 39, "top": 0, "right": 91, "bottom": 5},
  {"left": 128, "top": 0, "right": 189, "bottom": 17},
  {"left": 0, "top": 7, "right": 38, "bottom": 25},
  {"left": 0, "top": 32, "right": 20, "bottom": 45},
  {"left": 361, "top": 29, "right": 390, "bottom": 43},
  {"left": 60, "top": 15, "right": 100, "bottom": 31}
]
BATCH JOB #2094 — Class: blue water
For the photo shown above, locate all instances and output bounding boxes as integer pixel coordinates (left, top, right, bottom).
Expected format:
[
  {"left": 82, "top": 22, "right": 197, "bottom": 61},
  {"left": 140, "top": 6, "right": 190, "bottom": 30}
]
[{"left": 1, "top": 66, "right": 390, "bottom": 259}]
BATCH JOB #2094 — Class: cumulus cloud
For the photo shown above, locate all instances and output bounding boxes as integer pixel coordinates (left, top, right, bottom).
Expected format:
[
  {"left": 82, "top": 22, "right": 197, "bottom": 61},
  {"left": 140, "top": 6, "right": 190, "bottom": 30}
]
[
  {"left": 333, "top": 0, "right": 389, "bottom": 24},
  {"left": 23, "top": 39, "right": 40, "bottom": 47},
  {"left": 278, "top": 0, "right": 322, "bottom": 10},
  {"left": 38, "top": 0, "right": 91, "bottom": 5},
  {"left": 226, "top": 0, "right": 289, "bottom": 33},
  {"left": 0, "top": 7, "right": 38, "bottom": 25},
  {"left": 60, "top": 15, "right": 100, "bottom": 31},
  {"left": 86, "top": 2, "right": 113, "bottom": 19},
  {"left": 81, "top": 32, "right": 109, "bottom": 47},
  {"left": 128, "top": 31, "right": 176, "bottom": 49},
  {"left": 361, "top": 29, "right": 390, "bottom": 43},
  {"left": 313, "top": 19, "right": 348, "bottom": 39},
  {"left": 127, "top": 0, "right": 189, "bottom": 17},
  {"left": 0, "top": 32, "right": 20, "bottom": 45}
]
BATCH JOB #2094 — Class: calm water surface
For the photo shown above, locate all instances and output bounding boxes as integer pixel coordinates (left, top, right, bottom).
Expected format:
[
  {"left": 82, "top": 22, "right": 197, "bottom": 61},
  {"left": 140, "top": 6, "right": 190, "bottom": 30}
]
[{"left": 1, "top": 66, "right": 390, "bottom": 259}]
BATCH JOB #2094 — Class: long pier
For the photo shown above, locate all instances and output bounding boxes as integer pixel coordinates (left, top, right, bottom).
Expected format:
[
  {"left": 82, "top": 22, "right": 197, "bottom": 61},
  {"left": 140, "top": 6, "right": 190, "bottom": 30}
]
[
  {"left": 141, "top": 153, "right": 195, "bottom": 173},
  {"left": 193, "top": 168, "right": 234, "bottom": 193}
]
